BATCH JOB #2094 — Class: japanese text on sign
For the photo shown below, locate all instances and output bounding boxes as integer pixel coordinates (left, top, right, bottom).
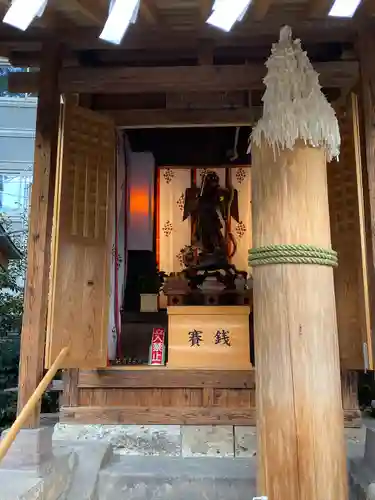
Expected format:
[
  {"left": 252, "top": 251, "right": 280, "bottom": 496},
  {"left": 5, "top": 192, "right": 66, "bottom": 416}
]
[
  {"left": 187, "top": 329, "right": 231, "bottom": 347},
  {"left": 150, "top": 328, "right": 165, "bottom": 365}
]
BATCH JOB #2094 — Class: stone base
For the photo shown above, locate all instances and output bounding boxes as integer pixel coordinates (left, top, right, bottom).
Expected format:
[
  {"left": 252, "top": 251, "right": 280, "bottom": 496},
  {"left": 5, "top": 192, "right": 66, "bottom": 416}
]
[
  {"left": 54, "top": 440, "right": 113, "bottom": 500},
  {"left": 349, "top": 427, "right": 375, "bottom": 500},
  {"left": 97, "top": 456, "right": 257, "bottom": 500},
  {"left": 54, "top": 423, "right": 364, "bottom": 460},
  {"left": 53, "top": 424, "right": 257, "bottom": 458},
  {"left": 0, "top": 472, "right": 44, "bottom": 500},
  {"left": 0, "top": 423, "right": 366, "bottom": 500},
  {"left": 0, "top": 427, "right": 76, "bottom": 500},
  {"left": 345, "top": 409, "right": 362, "bottom": 428},
  {"left": 53, "top": 424, "right": 183, "bottom": 457},
  {"left": 0, "top": 427, "right": 53, "bottom": 470}
]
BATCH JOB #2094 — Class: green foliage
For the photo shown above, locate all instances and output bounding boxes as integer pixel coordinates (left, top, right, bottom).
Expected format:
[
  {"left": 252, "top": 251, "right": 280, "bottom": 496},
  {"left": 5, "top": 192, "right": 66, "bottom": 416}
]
[
  {"left": 0, "top": 265, "right": 24, "bottom": 337},
  {"left": 0, "top": 214, "right": 25, "bottom": 430},
  {"left": 0, "top": 215, "right": 26, "bottom": 338},
  {"left": 0, "top": 337, "right": 20, "bottom": 431}
]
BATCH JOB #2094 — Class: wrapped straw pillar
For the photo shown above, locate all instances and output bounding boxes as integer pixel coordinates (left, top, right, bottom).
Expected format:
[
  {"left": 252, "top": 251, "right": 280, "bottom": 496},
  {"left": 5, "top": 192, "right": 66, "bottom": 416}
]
[{"left": 249, "top": 27, "right": 347, "bottom": 500}]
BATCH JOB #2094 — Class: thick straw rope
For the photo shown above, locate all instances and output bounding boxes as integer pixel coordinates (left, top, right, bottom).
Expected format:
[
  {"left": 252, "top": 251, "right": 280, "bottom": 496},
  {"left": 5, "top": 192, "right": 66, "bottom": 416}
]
[{"left": 248, "top": 244, "right": 338, "bottom": 267}]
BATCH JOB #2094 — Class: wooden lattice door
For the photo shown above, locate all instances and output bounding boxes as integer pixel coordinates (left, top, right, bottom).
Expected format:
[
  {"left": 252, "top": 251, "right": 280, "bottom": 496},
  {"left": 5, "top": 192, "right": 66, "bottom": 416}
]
[
  {"left": 45, "top": 103, "right": 115, "bottom": 368},
  {"left": 327, "top": 93, "right": 372, "bottom": 370}
]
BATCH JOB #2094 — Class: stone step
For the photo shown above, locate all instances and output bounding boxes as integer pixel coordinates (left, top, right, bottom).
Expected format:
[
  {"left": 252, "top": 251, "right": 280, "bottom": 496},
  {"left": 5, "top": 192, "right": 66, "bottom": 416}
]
[
  {"left": 364, "top": 427, "right": 375, "bottom": 472},
  {"left": 0, "top": 450, "right": 75, "bottom": 500},
  {"left": 97, "top": 456, "right": 257, "bottom": 500},
  {"left": 0, "top": 471, "right": 43, "bottom": 500}
]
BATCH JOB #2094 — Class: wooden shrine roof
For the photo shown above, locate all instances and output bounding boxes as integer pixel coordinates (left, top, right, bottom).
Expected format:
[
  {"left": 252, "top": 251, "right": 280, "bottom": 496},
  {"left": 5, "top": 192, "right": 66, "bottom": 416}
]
[
  {"left": 1, "top": 0, "right": 373, "bottom": 127},
  {"left": 0, "top": 0, "right": 374, "bottom": 64}
]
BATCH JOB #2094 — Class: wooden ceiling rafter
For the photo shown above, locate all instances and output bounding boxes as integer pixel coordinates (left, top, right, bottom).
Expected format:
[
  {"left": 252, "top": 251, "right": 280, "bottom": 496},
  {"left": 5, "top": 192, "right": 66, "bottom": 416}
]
[
  {"left": 140, "top": 0, "right": 161, "bottom": 26},
  {"left": 0, "top": 0, "right": 74, "bottom": 31},
  {"left": 58, "top": 0, "right": 107, "bottom": 26},
  {"left": 353, "top": 0, "right": 375, "bottom": 21},
  {"left": 308, "top": 0, "right": 335, "bottom": 18},
  {"left": 0, "top": 19, "right": 354, "bottom": 52},
  {"left": 35, "top": 2, "right": 76, "bottom": 30},
  {"left": 250, "top": 0, "right": 273, "bottom": 21},
  {"left": 60, "top": 0, "right": 163, "bottom": 28},
  {"left": 199, "top": 0, "right": 213, "bottom": 23}
]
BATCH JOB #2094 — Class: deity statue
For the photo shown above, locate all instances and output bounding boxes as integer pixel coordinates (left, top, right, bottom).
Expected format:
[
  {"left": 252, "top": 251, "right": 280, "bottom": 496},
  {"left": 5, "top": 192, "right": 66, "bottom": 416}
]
[{"left": 182, "top": 171, "right": 242, "bottom": 286}]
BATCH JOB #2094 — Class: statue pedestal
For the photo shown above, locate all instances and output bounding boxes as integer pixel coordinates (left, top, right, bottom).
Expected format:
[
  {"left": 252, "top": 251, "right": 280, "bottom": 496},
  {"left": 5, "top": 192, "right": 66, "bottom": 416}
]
[{"left": 167, "top": 305, "right": 252, "bottom": 369}]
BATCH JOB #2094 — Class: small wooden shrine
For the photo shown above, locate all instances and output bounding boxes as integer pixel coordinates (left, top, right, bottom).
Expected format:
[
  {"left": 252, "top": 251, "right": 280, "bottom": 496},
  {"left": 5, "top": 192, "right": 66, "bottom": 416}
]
[{"left": 1, "top": 1, "right": 375, "bottom": 499}]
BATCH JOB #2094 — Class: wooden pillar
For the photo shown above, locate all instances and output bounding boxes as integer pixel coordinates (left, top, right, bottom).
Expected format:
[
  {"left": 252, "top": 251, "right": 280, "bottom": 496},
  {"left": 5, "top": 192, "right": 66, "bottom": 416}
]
[
  {"left": 61, "top": 370, "right": 79, "bottom": 407},
  {"left": 341, "top": 370, "right": 361, "bottom": 427},
  {"left": 17, "top": 42, "right": 61, "bottom": 427},
  {"left": 359, "top": 26, "right": 375, "bottom": 346},
  {"left": 252, "top": 142, "right": 347, "bottom": 500}
]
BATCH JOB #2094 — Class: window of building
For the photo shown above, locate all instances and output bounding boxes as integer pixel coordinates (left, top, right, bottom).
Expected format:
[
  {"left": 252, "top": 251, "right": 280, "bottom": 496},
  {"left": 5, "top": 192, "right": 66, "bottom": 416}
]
[{"left": 0, "top": 173, "right": 32, "bottom": 215}]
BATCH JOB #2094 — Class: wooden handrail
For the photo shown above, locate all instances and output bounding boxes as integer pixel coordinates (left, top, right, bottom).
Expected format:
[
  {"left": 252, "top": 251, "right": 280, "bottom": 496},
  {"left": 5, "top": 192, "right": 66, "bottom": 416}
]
[{"left": 0, "top": 346, "right": 70, "bottom": 463}]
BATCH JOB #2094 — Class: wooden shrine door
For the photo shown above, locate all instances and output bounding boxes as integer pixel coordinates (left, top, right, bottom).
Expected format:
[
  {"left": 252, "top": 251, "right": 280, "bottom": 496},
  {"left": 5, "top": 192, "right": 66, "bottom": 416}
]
[
  {"left": 328, "top": 93, "right": 373, "bottom": 370},
  {"left": 45, "top": 102, "right": 115, "bottom": 369}
]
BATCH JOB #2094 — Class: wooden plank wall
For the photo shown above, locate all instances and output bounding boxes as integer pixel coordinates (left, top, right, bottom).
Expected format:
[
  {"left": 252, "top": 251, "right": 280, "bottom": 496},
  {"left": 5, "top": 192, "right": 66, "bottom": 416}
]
[
  {"left": 60, "top": 369, "right": 359, "bottom": 427},
  {"left": 60, "top": 369, "right": 256, "bottom": 425}
]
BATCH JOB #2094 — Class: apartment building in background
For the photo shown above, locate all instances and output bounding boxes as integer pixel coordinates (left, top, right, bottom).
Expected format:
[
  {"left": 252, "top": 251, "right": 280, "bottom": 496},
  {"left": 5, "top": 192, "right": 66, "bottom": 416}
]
[{"left": 0, "top": 95, "right": 37, "bottom": 236}]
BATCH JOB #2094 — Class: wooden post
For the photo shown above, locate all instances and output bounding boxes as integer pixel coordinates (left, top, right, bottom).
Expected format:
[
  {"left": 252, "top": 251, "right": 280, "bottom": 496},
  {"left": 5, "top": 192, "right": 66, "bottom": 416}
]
[
  {"left": 341, "top": 370, "right": 361, "bottom": 427},
  {"left": 252, "top": 143, "right": 347, "bottom": 500},
  {"left": 250, "top": 27, "right": 347, "bottom": 500},
  {"left": 17, "top": 41, "right": 61, "bottom": 427},
  {"left": 359, "top": 26, "right": 375, "bottom": 348}
]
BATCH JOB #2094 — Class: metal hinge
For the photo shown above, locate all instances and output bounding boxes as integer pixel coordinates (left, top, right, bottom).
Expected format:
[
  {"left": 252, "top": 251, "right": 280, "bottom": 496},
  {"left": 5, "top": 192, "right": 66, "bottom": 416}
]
[{"left": 363, "top": 342, "right": 370, "bottom": 373}]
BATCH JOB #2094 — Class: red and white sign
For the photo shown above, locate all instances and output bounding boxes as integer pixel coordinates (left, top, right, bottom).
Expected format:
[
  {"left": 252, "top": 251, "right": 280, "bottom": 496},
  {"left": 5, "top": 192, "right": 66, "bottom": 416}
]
[{"left": 150, "top": 328, "right": 165, "bottom": 365}]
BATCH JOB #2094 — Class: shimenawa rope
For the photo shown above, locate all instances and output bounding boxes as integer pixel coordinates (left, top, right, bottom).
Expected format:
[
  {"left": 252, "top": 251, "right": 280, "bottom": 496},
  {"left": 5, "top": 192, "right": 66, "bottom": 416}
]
[{"left": 248, "top": 244, "right": 338, "bottom": 267}]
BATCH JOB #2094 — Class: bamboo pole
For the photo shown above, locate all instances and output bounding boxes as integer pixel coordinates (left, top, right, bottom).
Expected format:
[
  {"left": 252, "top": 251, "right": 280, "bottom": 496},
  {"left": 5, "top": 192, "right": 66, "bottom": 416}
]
[{"left": 0, "top": 346, "right": 70, "bottom": 463}]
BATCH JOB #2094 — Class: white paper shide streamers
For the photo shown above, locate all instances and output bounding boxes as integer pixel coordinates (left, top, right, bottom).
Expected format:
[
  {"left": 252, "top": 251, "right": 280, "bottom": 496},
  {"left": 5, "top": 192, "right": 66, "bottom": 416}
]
[{"left": 251, "top": 26, "right": 340, "bottom": 162}]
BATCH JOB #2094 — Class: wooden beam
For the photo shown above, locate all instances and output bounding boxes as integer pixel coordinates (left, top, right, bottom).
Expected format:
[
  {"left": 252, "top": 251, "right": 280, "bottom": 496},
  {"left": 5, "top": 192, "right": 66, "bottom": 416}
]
[
  {"left": 9, "top": 49, "right": 78, "bottom": 68},
  {"left": 308, "top": 0, "right": 335, "bottom": 18},
  {"left": 17, "top": 42, "right": 61, "bottom": 427},
  {"left": 60, "top": 406, "right": 257, "bottom": 425},
  {"left": 8, "top": 61, "right": 359, "bottom": 94},
  {"left": 198, "top": 40, "right": 214, "bottom": 65},
  {"left": 78, "top": 369, "right": 256, "bottom": 388},
  {"left": 59, "top": 404, "right": 361, "bottom": 427},
  {"left": 250, "top": 0, "right": 273, "bottom": 21},
  {"left": 100, "top": 107, "right": 259, "bottom": 127}
]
